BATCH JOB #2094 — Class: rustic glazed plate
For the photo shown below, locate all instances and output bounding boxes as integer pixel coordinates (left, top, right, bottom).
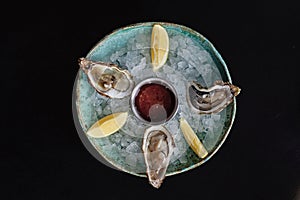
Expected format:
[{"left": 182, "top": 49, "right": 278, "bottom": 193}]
[{"left": 73, "top": 22, "right": 236, "bottom": 177}]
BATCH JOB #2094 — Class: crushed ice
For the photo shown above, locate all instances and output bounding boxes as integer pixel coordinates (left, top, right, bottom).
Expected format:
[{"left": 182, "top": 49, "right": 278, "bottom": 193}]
[{"left": 91, "top": 28, "right": 226, "bottom": 171}]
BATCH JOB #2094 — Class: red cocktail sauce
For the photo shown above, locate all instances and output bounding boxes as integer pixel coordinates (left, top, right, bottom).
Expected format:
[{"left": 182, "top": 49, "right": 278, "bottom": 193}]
[{"left": 135, "top": 83, "right": 176, "bottom": 123}]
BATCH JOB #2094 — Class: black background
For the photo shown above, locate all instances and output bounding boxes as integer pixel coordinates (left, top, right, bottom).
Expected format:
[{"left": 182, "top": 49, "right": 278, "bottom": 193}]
[{"left": 2, "top": 0, "right": 300, "bottom": 199}]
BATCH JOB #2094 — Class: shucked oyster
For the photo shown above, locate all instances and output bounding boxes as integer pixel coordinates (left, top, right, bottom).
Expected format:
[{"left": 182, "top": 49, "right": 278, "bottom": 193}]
[
  {"left": 79, "top": 57, "right": 134, "bottom": 98},
  {"left": 142, "top": 125, "right": 175, "bottom": 188},
  {"left": 187, "top": 80, "right": 241, "bottom": 114}
]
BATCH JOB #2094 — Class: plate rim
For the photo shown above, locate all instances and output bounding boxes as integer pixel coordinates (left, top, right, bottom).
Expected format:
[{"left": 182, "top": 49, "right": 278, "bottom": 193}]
[{"left": 74, "top": 21, "right": 237, "bottom": 177}]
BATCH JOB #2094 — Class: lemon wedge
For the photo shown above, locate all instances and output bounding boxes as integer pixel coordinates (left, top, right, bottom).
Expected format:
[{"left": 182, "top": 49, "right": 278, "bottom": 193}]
[
  {"left": 151, "top": 24, "right": 169, "bottom": 71},
  {"left": 86, "top": 112, "right": 128, "bottom": 138},
  {"left": 180, "top": 118, "right": 208, "bottom": 158}
]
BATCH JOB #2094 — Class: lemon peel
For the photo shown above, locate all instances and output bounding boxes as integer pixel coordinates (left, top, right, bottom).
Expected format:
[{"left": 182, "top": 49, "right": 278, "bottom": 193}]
[
  {"left": 86, "top": 112, "right": 128, "bottom": 138},
  {"left": 151, "top": 24, "right": 169, "bottom": 71},
  {"left": 180, "top": 118, "right": 208, "bottom": 158}
]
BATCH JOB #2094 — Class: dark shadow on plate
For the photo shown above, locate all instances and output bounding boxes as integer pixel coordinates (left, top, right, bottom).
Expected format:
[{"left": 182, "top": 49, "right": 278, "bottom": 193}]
[{"left": 72, "top": 71, "right": 120, "bottom": 171}]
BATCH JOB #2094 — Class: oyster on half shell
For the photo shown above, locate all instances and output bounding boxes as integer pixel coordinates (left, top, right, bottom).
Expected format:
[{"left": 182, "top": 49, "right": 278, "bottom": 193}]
[
  {"left": 187, "top": 80, "right": 241, "bottom": 114},
  {"left": 142, "top": 125, "right": 175, "bottom": 189},
  {"left": 79, "top": 57, "right": 134, "bottom": 98}
]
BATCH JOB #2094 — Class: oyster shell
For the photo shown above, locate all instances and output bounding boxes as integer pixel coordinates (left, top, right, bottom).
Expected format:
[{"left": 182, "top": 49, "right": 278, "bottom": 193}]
[
  {"left": 142, "top": 125, "right": 175, "bottom": 188},
  {"left": 79, "top": 57, "right": 134, "bottom": 98},
  {"left": 187, "top": 80, "right": 241, "bottom": 114}
]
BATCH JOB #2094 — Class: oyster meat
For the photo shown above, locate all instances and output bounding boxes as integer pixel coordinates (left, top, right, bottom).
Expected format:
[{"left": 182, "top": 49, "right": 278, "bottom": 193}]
[
  {"left": 142, "top": 125, "right": 175, "bottom": 188},
  {"left": 79, "top": 57, "right": 134, "bottom": 98},
  {"left": 187, "top": 80, "right": 241, "bottom": 114}
]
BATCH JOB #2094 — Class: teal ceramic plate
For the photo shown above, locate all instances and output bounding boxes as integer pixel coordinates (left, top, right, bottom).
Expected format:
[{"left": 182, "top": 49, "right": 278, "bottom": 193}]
[{"left": 73, "top": 22, "right": 236, "bottom": 177}]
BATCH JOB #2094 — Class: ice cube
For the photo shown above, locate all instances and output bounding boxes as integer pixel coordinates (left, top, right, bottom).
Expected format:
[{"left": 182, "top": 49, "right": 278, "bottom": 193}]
[
  {"left": 177, "top": 61, "right": 188, "bottom": 71},
  {"left": 126, "top": 141, "right": 142, "bottom": 153},
  {"left": 179, "top": 155, "right": 187, "bottom": 164},
  {"left": 120, "top": 136, "right": 131, "bottom": 147},
  {"left": 169, "top": 39, "right": 179, "bottom": 51},
  {"left": 125, "top": 154, "right": 137, "bottom": 167},
  {"left": 102, "top": 105, "right": 111, "bottom": 115}
]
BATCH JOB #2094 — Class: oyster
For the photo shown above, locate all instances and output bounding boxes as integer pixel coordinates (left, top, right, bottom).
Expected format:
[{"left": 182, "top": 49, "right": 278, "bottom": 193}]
[
  {"left": 79, "top": 57, "right": 134, "bottom": 98},
  {"left": 187, "top": 80, "right": 241, "bottom": 114},
  {"left": 142, "top": 125, "right": 175, "bottom": 188}
]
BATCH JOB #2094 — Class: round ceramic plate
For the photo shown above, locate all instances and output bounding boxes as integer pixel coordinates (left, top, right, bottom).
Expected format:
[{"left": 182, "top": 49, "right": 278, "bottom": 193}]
[{"left": 73, "top": 22, "right": 236, "bottom": 177}]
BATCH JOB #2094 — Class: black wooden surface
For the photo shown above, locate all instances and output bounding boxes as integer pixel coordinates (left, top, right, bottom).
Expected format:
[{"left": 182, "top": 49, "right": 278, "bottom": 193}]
[{"left": 2, "top": 0, "right": 300, "bottom": 199}]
